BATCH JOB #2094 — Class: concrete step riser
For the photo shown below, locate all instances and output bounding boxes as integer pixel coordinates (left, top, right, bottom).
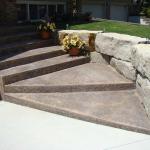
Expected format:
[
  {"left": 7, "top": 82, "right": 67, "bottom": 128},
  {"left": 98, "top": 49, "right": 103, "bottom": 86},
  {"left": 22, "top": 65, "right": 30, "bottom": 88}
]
[
  {"left": 0, "top": 50, "right": 65, "bottom": 70},
  {"left": 5, "top": 83, "right": 135, "bottom": 93},
  {"left": 0, "top": 40, "right": 55, "bottom": 57},
  {"left": 3, "top": 57, "right": 90, "bottom": 85},
  {"left": 4, "top": 94, "right": 150, "bottom": 135},
  {"left": 0, "top": 33, "right": 38, "bottom": 45},
  {"left": 0, "top": 26, "right": 36, "bottom": 36}
]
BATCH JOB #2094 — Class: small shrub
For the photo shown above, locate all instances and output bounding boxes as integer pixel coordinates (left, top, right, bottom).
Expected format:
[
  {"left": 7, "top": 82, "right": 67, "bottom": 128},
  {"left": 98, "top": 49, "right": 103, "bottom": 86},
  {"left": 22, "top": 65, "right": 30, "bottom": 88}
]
[{"left": 146, "top": 7, "right": 150, "bottom": 18}]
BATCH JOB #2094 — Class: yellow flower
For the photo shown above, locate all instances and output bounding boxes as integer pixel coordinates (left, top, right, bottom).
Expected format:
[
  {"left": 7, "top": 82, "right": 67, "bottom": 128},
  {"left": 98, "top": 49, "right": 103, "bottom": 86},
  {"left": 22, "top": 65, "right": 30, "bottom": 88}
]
[
  {"left": 38, "top": 25, "right": 42, "bottom": 30},
  {"left": 62, "top": 35, "right": 70, "bottom": 50},
  {"left": 70, "top": 39, "right": 77, "bottom": 46},
  {"left": 62, "top": 34, "right": 86, "bottom": 52},
  {"left": 44, "top": 26, "right": 47, "bottom": 30},
  {"left": 52, "top": 23, "right": 56, "bottom": 28},
  {"left": 71, "top": 35, "right": 79, "bottom": 43}
]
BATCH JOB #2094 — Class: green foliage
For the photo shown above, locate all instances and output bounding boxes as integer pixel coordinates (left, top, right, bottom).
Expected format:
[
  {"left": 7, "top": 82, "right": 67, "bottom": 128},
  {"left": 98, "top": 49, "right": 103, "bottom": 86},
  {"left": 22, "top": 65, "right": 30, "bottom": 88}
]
[
  {"left": 144, "top": 0, "right": 150, "bottom": 7},
  {"left": 146, "top": 7, "right": 150, "bottom": 17},
  {"left": 141, "top": 0, "right": 150, "bottom": 16}
]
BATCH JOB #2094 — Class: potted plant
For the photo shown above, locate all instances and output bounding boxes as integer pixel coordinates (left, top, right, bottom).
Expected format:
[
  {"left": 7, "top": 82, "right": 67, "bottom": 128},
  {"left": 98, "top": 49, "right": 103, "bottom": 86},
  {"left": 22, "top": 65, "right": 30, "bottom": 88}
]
[
  {"left": 37, "top": 20, "right": 56, "bottom": 40},
  {"left": 62, "top": 34, "right": 87, "bottom": 56}
]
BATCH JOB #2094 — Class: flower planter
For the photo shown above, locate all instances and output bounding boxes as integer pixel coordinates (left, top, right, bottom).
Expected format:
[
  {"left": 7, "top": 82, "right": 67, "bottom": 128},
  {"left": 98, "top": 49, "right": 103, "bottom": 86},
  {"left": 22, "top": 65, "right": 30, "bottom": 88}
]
[
  {"left": 69, "top": 48, "right": 80, "bottom": 56},
  {"left": 40, "top": 31, "right": 51, "bottom": 40}
]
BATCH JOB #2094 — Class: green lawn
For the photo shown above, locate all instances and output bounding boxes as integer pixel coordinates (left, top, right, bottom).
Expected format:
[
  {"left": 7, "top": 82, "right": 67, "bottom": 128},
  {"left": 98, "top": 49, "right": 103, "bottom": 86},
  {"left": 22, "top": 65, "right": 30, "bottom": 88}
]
[{"left": 70, "top": 20, "right": 150, "bottom": 38}]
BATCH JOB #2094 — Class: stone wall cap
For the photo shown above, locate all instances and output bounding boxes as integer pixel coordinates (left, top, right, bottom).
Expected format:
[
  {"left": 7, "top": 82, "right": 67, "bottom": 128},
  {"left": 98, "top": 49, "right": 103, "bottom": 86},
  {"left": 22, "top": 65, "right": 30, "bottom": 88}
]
[
  {"left": 133, "top": 44, "right": 150, "bottom": 58},
  {"left": 59, "top": 30, "right": 102, "bottom": 34},
  {"left": 134, "top": 44, "right": 150, "bottom": 51},
  {"left": 144, "top": 86, "right": 150, "bottom": 90},
  {"left": 97, "top": 32, "right": 146, "bottom": 43}
]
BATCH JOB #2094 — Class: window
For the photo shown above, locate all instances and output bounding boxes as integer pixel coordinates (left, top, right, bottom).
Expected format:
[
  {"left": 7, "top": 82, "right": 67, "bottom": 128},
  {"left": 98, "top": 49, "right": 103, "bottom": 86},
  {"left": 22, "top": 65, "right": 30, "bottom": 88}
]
[
  {"left": 17, "top": 3, "right": 66, "bottom": 21},
  {"left": 29, "top": 5, "right": 38, "bottom": 20},
  {"left": 38, "top": 5, "right": 47, "bottom": 19},
  {"left": 17, "top": 4, "right": 27, "bottom": 21},
  {"left": 57, "top": 4, "right": 65, "bottom": 15},
  {"left": 48, "top": 5, "right": 56, "bottom": 17}
]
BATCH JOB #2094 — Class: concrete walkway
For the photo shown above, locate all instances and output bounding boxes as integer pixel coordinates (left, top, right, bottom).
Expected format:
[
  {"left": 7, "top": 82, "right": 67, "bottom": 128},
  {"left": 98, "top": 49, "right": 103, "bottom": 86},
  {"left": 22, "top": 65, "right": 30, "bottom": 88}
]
[{"left": 0, "top": 101, "right": 150, "bottom": 150}]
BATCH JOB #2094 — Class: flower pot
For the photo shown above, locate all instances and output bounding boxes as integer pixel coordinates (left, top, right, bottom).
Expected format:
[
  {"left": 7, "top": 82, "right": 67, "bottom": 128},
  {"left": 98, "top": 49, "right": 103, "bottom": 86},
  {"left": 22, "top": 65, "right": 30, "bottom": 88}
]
[
  {"left": 69, "top": 48, "right": 80, "bottom": 56},
  {"left": 40, "top": 31, "right": 51, "bottom": 40}
]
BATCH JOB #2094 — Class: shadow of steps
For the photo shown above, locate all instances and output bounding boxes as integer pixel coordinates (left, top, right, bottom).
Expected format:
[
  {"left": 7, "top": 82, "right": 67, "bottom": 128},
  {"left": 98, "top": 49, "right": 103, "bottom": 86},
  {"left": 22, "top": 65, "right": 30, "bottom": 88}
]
[
  {"left": 0, "top": 39, "right": 55, "bottom": 57},
  {"left": 4, "top": 90, "right": 150, "bottom": 135},
  {"left": 0, "top": 46, "right": 65, "bottom": 70},
  {"left": 0, "top": 25, "right": 36, "bottom": 36},
  {"left": 0, "top": 32, "right": 38, "bottom": 45}
]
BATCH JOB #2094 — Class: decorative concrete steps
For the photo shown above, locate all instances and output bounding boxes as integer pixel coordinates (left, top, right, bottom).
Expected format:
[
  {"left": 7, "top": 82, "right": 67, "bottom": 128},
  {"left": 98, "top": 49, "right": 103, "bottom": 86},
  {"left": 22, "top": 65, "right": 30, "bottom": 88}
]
[
  {"left": 5, "top": 64, "right": 135, "bottom": 93},
  {"left": 0, "top": 46, "right": 65, "bottom": 70},
  {"left": 0, "top": 55, "right": 90, "bottom": 85},
  {"left": 0, "top": 25, "right": 36, "bottom": 36},
  {"left": 0, "top": 32, "right": 37, "bottom": 45},
  {"left": 4, "top": 90, "right": 150, "bottom": 135},
  {"left": 0, "top": 39, "right": 55, "bottom": 57}
]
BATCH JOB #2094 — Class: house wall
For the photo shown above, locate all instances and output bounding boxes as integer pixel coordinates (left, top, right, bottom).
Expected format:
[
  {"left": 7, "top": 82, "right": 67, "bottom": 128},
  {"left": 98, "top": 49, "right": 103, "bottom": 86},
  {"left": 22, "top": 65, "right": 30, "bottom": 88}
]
[
  {"left": 81, "top": 0, "right": 131, "bottom": 21},
  {"left": 0, "top": 0, "right": 17, "bottom": 25},
  {"left": 81, "top": 0, "right": 132, "bottom": 5},
  {"left": 17, "top": 0, "right": 66, "bottom": 4},
  {"left": 0, "top": 0, "right": 133, "bottom": 24},
  {"left": 16, "top": 0, "right": 67, "bottom": 21},
  {"left": 81, "top": 0, "right": 106, "bottom": 18}
]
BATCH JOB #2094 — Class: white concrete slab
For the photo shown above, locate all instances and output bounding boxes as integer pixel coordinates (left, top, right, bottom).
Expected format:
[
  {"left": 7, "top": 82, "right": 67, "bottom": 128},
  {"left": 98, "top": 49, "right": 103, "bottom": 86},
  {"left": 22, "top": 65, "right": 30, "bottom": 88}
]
[
  {"left": 107, "top": 139, "right": 150, "bottom": 150},
  {"left": 0, "top": 101, "right": 150, "bottom": 150}
]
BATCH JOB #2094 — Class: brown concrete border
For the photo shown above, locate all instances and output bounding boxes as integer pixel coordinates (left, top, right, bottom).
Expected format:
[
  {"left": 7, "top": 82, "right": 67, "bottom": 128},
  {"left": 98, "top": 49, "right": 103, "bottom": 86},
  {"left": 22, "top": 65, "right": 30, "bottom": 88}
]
[{"left": 0, "top": 77, "right": 4, "bottom": 100}]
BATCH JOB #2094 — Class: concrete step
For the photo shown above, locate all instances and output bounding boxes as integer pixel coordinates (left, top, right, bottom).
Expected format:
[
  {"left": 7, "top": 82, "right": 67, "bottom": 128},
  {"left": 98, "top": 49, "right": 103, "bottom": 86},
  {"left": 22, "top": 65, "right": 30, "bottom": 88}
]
[
  {"left": 0, "top": 55, "right": 90, "bottom": 85},
  {"left": 4, "top": 90, "right": 150, "bottom": 135},
  {"left": 0, "top": 25, "right": 36, "bottom": 36},
  {"left": 0, "top": 39, "right": 55, "bottom": 57},
  {"left": 5, "top": 64, "right": 135, "bottom": 93},
  {"left": 0, "top": 46, "right": 65, "bottom": 70},
  {"left": 0, "top": 32, "right": 38, "bottom": 45}
]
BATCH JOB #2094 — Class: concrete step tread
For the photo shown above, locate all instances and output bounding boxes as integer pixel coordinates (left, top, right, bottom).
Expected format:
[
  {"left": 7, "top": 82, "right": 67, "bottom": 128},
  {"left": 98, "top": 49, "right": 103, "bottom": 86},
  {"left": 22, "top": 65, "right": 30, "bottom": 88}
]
[
  {"left": 4, "top": 90, "right": 150, "bottom": 135},
  {"left": 0, "top": 39, "right": 51, "bottom": 50},
  {"left": 0, "top": 25, "right": 35, "bottom": 30},
  {"left": 0, "top": 46, "right": 63, "bottom": 63},
  {"left": 0, "top": 32, "right": 37, "bottom": 41},
  {"left": 5, "top": 64, "right": 135, "bottom": 92},
  {"left": 0, "top": 25, "right": 36, "bottom": 36},
  {"left": 0, "top": 55, "right": 88, "bottom": 77},
  {"left": 10, "top": 64, "right": 132, "bottom": 86}
]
